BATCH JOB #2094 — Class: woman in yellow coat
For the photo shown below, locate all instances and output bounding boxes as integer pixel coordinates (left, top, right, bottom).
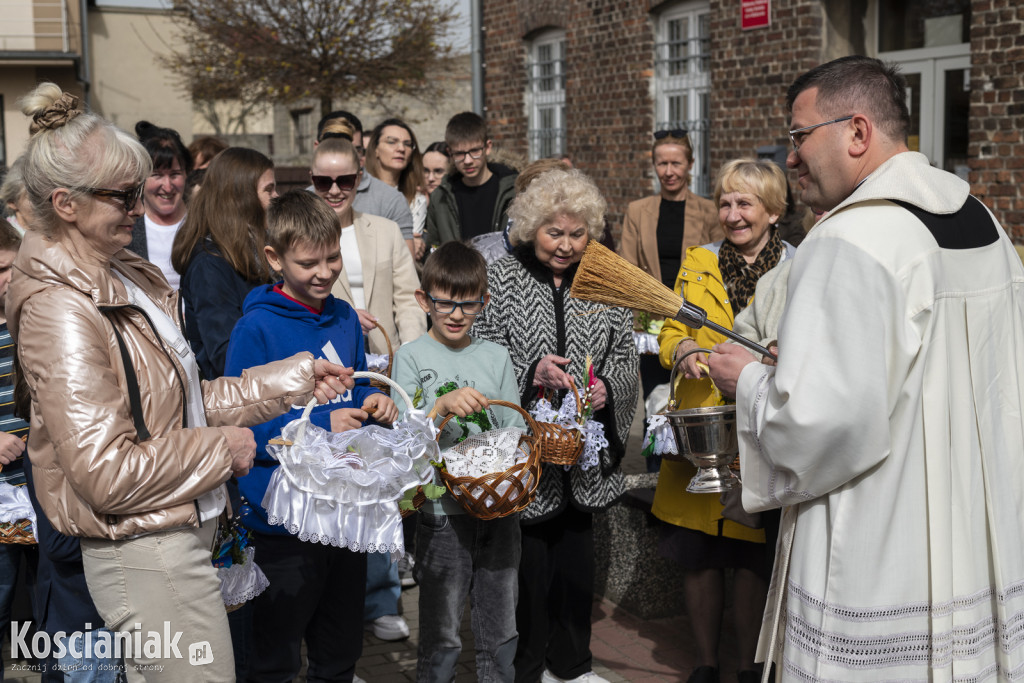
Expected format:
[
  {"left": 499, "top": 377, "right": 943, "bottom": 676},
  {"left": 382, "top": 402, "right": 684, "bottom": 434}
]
[{"left": 655, "top": 159, "right": 795, "bottom": 683}]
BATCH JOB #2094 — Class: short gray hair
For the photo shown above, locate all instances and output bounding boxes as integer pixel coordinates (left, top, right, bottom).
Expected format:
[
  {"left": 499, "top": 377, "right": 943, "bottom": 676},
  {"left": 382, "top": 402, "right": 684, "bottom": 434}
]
[
  {"left": 507, "top": 168, "right": 606, "bottom": 246},
  {"left": 19, "top": 82, "right": 151, "bottom": 237}
]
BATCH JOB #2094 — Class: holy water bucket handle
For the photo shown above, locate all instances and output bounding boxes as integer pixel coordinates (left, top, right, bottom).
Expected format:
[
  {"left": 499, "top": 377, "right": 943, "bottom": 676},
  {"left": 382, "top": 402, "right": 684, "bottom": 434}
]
[{"left": 666, "top": 347, "right": 714, "bottom": 411}]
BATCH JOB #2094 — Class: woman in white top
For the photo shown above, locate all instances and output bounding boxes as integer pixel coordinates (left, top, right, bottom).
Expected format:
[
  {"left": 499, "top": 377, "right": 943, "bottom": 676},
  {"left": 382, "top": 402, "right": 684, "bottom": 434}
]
[
  {"left": 364, "top": 118, "right": 429, "bottom": 261},
  {"left": 127, "top": 121, "right": 191, "bottom": 288},
  {"left": 310, "top": 138, "right": 425, "bottom": 356}
]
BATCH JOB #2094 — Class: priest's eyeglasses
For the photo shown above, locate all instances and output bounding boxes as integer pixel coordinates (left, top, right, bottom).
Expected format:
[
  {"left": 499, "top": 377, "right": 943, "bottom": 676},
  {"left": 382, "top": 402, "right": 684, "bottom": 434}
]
[{"left": 788, "top": 115, "right": 853, "bottom": 150}]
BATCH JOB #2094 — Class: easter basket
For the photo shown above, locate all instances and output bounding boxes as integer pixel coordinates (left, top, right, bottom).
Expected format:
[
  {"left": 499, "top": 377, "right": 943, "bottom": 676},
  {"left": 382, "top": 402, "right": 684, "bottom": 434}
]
[
  {"left": 432, "top": 400, "right": 542, "bottom": 520},
  {"left": 0, "top": 464, "right": 35, "bottom": 546},
  {"left": 263, "top": 371, "right": 437, "bottom": 554},
  {"left": 366, "top": 322, "right": 393, "bottom": 394}
]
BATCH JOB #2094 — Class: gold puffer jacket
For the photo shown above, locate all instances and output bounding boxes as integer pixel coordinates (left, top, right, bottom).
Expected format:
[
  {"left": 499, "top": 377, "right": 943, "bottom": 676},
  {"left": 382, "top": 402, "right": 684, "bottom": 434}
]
[{"left": 8, "top": 230, "right": 317, "bottom": 540}]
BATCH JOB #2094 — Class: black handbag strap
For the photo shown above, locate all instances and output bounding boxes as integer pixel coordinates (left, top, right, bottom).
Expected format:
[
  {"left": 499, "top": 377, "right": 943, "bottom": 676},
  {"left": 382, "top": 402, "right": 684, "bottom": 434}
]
[{"left": 102, "top": 310, "right": 152, "bottom": 442}]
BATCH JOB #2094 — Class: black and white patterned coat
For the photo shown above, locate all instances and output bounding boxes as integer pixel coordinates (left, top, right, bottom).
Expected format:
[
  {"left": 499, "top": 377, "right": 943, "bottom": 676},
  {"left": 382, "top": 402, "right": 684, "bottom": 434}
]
[{"left": 472, "top": 246, "right": 639, "bottom": 523}]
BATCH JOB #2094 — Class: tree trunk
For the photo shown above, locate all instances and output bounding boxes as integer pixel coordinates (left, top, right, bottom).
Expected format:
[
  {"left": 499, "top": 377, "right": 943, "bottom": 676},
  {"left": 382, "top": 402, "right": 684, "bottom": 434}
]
[{"left": 320, "top": 95, "right": 333, "bottom": 119}]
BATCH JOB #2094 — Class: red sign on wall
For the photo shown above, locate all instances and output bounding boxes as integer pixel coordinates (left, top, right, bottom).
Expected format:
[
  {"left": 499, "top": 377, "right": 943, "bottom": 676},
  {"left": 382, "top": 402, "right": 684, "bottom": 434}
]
[{"left": 742, "top": 0, "right": 771, "bottom": 30}]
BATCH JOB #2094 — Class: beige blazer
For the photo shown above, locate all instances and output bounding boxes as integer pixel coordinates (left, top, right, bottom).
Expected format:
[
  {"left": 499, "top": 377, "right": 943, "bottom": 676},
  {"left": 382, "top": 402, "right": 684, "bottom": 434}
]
[
  {"left": 617, "top": 190, "right": 723, "bottom": 285},
  {"left": 331, "top": 212, "right": 426, "bottom": 356}
]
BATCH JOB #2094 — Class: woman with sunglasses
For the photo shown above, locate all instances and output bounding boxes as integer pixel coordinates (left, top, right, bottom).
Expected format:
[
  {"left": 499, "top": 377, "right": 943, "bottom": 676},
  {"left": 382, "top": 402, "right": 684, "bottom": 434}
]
[
  {"left": 311, "top": 138, "right": 425, "bottom": 363},
  {"left": 9, "top": 83, "right": 353, "bottom": 683},
  {"left": 172, "top": 147, "right": 278, "bottom": 381},
  {"left": 617, "top": 129, "right": 721, "bottom": 470},
  {"left": 364, "top": 118, "right": 429, "bottom": 260}
]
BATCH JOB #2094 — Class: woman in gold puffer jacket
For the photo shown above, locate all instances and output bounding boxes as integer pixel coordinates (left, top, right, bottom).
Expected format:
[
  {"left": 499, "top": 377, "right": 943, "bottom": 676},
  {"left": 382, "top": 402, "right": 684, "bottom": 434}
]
[{"left": 8, "top": 83, "right": 352, "bottom": 683}]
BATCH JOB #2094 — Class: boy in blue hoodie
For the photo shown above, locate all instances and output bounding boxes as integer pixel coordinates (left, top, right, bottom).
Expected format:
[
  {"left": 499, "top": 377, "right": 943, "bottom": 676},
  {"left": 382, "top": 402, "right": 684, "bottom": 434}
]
[{"left": 225, "top": 190, "right": 397, "bottom": 683}]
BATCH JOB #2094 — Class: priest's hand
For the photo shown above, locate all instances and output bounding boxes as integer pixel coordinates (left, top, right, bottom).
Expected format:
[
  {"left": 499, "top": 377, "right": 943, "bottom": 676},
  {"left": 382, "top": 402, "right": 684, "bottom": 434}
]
[{"left": 707, "top": 343, "right": 759, "bottom": 398}]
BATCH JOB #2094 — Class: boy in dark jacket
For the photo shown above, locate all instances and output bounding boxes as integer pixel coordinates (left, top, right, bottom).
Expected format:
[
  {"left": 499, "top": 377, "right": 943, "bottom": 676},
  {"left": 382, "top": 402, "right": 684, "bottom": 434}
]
[
  {"left": 425, "top": 112, "right": 518, "bottom": 247},
  {"left": 225, "top": 190, "right": 397, "bottom": 682}
]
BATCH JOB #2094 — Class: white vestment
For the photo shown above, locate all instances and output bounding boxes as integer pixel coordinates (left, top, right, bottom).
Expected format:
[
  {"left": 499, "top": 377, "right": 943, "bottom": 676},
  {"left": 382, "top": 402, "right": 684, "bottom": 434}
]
[{"left": 737, "top": 152, "right": 1024, "bottom": 681}]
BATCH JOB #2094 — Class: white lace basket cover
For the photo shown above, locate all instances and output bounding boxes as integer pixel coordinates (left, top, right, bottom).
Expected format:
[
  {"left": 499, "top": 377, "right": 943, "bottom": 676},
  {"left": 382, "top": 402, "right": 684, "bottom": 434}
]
[
  {"left": 262, "top": 372, "right": 438, "bottom": 554},
  {"left": 439, "top": 427, "right": 535, "bottom": 510},
  {"left": 0, "top": 481, "right": 36, "bottom": 529},
  {"left": 219, "top": 546, "right": 269, "bottom": 608},
  {"left": 529, "top": 390, "right": 608, "bottom": 471}
]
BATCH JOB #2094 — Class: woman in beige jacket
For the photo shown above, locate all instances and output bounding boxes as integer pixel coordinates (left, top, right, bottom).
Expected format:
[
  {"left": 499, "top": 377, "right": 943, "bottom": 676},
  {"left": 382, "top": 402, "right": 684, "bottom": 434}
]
[
  {"left": 9, "top": 83, "right": 352, "bottom": 682},
  {"left": 618, "top": 130, "right": 722, "bottom": 460},
  {"left": 310, "top": 138, "right": 426, "bottom": 358}
]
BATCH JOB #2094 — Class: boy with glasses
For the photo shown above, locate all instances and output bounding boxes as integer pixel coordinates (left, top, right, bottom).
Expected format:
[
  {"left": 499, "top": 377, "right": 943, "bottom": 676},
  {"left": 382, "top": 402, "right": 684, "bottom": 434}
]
[
  {"left": 392, "top": 241, "right": 526, "bottom": 683},
  {"left": 425, "top": 112, "right": 518, "bottom": 249}
]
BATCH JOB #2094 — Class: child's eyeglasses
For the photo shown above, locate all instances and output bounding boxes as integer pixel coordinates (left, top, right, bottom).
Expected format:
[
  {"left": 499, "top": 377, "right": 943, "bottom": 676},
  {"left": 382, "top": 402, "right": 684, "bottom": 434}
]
[
  {"left": 426, "top": 294, "right": 484, "bottom": 316},
  {"left": 310, "top": 173, "right": 359, "bottom": 193}
]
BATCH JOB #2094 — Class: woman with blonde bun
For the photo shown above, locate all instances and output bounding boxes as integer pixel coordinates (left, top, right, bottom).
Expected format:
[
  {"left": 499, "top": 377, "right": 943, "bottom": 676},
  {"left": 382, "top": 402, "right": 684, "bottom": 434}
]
[{"left": 9, "top": 82, "right": 354, "bottom": 682}]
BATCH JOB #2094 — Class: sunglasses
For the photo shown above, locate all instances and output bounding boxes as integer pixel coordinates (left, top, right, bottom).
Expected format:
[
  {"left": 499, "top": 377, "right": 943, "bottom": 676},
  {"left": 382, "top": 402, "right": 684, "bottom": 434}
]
[
  {"left": 654, "top": 128, "right": 689, "bottom": 140},
  {"left": 310, "top": 173, "right": 359, "bottom": 193},
  {"left": 79, "top": 184, "right": 145, "bottom": 213}
]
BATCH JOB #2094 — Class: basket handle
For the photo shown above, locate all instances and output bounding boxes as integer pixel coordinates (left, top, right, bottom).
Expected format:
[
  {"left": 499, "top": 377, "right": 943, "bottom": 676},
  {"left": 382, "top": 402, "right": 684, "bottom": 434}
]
[
  {"left": 293, "top": 370, "right": 415, "bottom": 444},
  {"left": 432, "top": 399, "right": 539, "bottom": 442},
  {"left": 370, "top": 321, "right": 394, "bottom": 378},
  {"left": 667, "top": 347, "right": 714, "bottom": 411}
]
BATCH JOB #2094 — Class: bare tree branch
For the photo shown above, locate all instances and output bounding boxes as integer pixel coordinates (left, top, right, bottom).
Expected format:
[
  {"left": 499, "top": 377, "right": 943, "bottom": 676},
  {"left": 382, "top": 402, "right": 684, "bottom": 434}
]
[{"left": 163, "top": 0, "right": 457, "bottom": 116}]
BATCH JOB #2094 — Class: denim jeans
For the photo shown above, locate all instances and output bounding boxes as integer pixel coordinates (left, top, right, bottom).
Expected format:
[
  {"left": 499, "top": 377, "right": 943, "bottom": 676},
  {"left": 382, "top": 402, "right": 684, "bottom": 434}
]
[
  {"left": 363, "top": 551, "right": 400, "bottom": 622},
  {"left": 414, "top": 512, "right": 520, "bottom": 683},
  {"left": 52, "top": 627, "right": 124, "bottom": 682}
]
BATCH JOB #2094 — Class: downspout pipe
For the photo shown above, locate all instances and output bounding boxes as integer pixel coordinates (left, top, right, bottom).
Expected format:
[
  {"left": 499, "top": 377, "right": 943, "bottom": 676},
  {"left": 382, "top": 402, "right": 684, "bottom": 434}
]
[
  {"left": 471, "top": 0, "right": 483, "bottom": 115},
  {"left": 78, "top": 0, "right": 92, "bottom": 109}
]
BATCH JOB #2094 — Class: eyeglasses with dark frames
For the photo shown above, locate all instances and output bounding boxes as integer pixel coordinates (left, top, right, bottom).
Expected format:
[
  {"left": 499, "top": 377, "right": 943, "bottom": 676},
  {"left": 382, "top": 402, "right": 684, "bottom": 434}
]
[
  {"left": 788, "top": 115, "right": 854, "bottom": 150},
  {"left": 78, "top": 184, "right": 145, "bottom": 213},
  {"left": 425, "top": 294, "right": 485, "bottom": 316},
  {"left": 653, "top": 128, "right": 689, "bottom": 140},
  {"left": 310, "top": 173, "right": 359, "bottom": 193},
  {"left": 449, "top": 146, "right": 485, "bottom": 162}
]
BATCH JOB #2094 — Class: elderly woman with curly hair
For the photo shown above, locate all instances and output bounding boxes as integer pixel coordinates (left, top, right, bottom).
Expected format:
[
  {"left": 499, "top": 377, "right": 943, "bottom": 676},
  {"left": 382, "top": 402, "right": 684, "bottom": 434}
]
[{"left": 472, "top": 168, "right": 638, "bottom": 683}]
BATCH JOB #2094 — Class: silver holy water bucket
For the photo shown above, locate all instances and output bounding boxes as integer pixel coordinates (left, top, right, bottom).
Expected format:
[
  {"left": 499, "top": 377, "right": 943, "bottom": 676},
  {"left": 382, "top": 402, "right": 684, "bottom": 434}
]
[
  {"left": 664, "top": 405, "right": 739, "bottom": 493},
  {"left": 662, "top": 347, "right": 740, "bottom": 493}
]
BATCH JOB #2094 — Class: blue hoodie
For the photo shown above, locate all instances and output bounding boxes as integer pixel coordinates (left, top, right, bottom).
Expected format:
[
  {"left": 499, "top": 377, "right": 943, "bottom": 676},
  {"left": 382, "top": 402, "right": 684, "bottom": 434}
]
[{"left": 225, "top": 284, "right": 381, "bottom": 535}]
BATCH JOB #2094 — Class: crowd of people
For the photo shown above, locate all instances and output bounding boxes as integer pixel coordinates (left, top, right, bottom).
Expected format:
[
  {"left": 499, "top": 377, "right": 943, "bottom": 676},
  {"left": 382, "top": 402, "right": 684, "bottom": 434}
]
[{"left": 2, "top": 53, "right": 1024, "bottom": 683}]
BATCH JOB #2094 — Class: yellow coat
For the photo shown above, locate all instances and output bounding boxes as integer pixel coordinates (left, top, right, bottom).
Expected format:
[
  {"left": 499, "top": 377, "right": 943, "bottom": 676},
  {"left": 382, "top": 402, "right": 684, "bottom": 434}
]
[{"left": 652, "top": 244, "right": 765, "bottom": 543}]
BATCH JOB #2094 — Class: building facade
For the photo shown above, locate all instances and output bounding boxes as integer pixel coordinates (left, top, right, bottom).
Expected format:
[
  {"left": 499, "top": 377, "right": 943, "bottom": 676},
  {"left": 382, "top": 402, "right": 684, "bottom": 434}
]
[
  {"left": 479, "top": 0, "right": 1023, "bottom": 240},
  {"left": 0, "top": 0, "right": 194, "bottom": 170}
]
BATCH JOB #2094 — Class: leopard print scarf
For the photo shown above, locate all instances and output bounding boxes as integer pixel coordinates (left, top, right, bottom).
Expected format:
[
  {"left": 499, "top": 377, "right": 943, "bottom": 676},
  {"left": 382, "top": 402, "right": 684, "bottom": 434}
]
[{"left": 717, "top": 228, "right": 784, "bottom": 313}]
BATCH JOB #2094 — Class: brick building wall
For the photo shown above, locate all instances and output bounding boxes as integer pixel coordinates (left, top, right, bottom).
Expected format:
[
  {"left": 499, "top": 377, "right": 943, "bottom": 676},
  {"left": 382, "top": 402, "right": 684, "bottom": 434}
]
[
  {"left": 707, "top": 0, "right": 823, "bottom": 168},
  {"left": 483, "top": 0, "right": 656, "bottom": 230},
  {"left": 481, "top": 0, "right": 1020, "bottom": 239},
  {"left": 968, "top": 0, "right": 1024, "bottom": 241}
]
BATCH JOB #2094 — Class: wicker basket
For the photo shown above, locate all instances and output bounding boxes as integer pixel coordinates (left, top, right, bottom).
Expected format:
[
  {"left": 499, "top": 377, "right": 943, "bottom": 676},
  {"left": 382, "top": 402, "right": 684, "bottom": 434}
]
[
  {"left": 535, "top": 376, "right": 586, "bottom": 466},
  {"left": 369, "top": 323, "right": 393, "bottom": 394},
  {"left": 435, "top": 400, "right": 542, "bottom": 520},
  {"left": 0, "top": 519, "right": 35, "bottom": 545}
]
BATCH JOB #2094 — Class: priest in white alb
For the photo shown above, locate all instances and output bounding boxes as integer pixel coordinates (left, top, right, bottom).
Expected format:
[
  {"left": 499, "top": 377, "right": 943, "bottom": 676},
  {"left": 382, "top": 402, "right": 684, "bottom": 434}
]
[{"left": 709, "top": 56, "right": 1024, "bottom": 682}]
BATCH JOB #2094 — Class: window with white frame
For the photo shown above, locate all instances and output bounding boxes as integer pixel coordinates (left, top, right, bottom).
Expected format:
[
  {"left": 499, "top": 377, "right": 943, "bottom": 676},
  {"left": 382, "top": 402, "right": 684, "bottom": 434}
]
[
  {"left": 654, "top": 2, "right": 711, "bottom": 196},
  {"left": 526, "top": 31, "right": 566, "bottom": 160}
]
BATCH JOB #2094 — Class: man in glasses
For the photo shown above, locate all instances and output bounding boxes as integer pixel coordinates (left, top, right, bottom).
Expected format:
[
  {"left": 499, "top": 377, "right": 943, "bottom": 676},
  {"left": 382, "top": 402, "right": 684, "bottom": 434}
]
[
  {"left": 312, "top": 110, "right": 414, "bottom": 246},
  {"left": 709, "top": 55, "right": 1024, "bottom": 681},
  {"left": 425, "top": 112, "right": 518, "bottom": 249}
]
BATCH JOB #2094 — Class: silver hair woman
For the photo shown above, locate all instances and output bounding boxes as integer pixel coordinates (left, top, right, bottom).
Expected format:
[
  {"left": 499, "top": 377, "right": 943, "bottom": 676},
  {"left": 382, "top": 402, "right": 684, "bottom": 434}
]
[
  {"left": 472, "top": 167, "right": 638, "bottom": 683},
  {"left": 8, "top": 82, "right": 352, "bottom": 682}
]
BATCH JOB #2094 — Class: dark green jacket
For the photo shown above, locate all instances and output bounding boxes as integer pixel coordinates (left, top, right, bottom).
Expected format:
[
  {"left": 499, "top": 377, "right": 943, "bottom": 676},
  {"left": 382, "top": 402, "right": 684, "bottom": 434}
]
[{"left": 425, "top": 163, "right": 518, "bottom": 247}]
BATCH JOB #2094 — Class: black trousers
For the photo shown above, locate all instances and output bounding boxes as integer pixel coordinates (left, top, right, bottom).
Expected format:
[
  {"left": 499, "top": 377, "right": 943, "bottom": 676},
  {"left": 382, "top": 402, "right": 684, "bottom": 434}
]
[
  {"left": 514, "top": 505, "right": 595, "bottom": 683},
  {"left": 246, "top": 532, "right": 368, "bottom": 683}
]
